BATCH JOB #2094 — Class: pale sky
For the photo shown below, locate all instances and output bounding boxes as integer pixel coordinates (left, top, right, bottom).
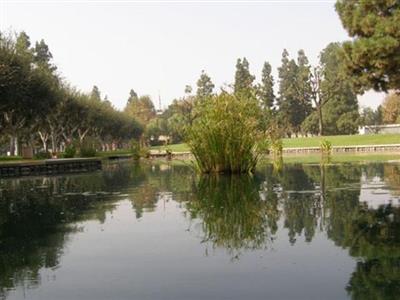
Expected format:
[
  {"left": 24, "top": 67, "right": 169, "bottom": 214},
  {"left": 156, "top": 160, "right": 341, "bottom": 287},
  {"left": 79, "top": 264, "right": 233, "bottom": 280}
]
[{"left": 1, "top": 0, "right": 385, "bottom": 110}]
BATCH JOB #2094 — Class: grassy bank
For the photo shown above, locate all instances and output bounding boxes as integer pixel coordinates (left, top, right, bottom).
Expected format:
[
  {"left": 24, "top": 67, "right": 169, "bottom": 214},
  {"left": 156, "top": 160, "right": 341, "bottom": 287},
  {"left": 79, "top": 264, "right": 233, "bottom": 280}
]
[
  {"left": 151, "top": 134, "right": 400, "bottom": 153},
  {"left": 282, "top": 133, "right": 400, "bottom": 148}
]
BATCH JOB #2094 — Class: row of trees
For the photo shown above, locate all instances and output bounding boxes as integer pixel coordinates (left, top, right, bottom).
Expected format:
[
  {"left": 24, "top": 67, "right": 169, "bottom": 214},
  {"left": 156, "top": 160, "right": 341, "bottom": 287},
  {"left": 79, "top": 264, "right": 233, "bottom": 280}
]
[
  {"left": 136, "top": 43, "right": 361, "bottom": 145},
  {"left": 0, "top": 32, "right": 142, "bottom": 156},
  {"left": 132, "top": 0, "right": 400, "bottom": 144}
]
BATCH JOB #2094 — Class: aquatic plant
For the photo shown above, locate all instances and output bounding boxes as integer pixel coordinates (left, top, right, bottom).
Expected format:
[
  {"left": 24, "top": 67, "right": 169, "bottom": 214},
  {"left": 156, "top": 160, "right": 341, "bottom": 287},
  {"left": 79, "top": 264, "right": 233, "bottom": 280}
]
[
  {"left": 186, "top": 92, "right": 264, "bottom": 173},
  {"left": 320, "top": 139, "right": 332, "bottom": 155}
]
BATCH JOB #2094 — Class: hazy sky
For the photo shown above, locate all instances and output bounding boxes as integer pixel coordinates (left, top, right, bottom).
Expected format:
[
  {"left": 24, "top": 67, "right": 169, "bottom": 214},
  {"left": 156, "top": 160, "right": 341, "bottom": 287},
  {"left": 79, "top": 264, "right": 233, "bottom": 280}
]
[{"left": 1, "top": 0, "right": 385, "bottom": 110}]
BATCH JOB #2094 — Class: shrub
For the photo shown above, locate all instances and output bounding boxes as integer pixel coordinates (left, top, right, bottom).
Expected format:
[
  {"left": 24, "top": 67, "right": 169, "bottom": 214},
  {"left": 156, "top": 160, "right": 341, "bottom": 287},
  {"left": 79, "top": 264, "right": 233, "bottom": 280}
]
[
  {"left": 34, "top": 151, "right": 52, "bottom": 160},
  {"left": 79, "top": 137, "right": 98, "bottom": 157},
  {"left": 186, "top": 92, "right": 264, "bottom": 173},
  {"left": 63, "top": 144, "right": 76, "bottom": 158},
  {"left": 139, "top": 145, "right": 150, "bottom": 159},
  {"left": 130, "top": 140, "right": 141, "bottom": 160}
]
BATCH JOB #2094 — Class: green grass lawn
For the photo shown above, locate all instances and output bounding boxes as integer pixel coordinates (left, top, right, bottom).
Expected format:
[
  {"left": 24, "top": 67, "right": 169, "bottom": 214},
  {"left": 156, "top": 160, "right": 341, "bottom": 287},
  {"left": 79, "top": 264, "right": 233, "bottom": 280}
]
[
  {"left": 151, "top": 134, "right": 400, "bottom": 152},
  {"left": 282, "top": 133, "right": 400, "bottom": 148}
]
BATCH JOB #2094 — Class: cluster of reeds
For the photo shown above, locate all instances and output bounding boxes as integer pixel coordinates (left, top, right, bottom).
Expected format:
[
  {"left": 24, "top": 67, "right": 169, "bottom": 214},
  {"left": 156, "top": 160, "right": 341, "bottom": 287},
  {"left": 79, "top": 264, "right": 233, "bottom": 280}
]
[
  {"left": 320, "top": 139, "right": 332, "bottom": 155},
  {"left": 186, "top": 92, "right": 264, "bottom": 173},
  {"left": 320, "top": 139, "right": 332, "bottom": 164}
]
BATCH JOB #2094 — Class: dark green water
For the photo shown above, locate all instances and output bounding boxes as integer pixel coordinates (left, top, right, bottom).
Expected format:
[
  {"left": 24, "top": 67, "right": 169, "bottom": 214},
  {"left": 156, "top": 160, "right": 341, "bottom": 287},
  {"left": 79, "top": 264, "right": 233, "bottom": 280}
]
[{"left": 0, "top": 160, "right": 399, "bottom": 300}]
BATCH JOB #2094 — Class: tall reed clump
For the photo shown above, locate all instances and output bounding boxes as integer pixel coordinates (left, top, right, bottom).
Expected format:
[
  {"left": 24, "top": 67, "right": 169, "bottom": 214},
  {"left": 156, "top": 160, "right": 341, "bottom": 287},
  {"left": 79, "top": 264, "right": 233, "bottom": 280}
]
[
  {"left": 186, "top": 92, "right": 264, "bottom": 174},
  {"left": 320, "top": 139, "right": 332, "bottom": 164}
]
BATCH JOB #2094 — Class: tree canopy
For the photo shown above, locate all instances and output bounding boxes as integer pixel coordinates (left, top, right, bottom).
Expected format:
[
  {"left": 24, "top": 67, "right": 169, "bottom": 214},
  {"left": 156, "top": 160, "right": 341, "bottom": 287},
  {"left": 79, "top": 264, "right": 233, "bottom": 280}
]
[{"left": 336, "top": 0, "right": 400, "bottom": 92}]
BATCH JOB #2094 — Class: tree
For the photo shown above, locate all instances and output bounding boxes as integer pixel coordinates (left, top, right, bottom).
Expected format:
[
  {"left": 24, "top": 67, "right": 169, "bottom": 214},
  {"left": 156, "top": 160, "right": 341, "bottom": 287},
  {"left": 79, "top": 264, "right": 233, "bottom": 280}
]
[
  {"left": 124, "top": 94, "right": 156, "bottom": 126},
  {"left": 34, "top": 39, "right": 56, "bottom": 72},
  {"left": 90, "top": 85, "right": 101, "bottom": 101},
  {"left": 360, "top": 107, "right": 382, "bottom": 127},
  {"left": 15, "top": 31, "right": 32, "bottom": 58},
  {"left": 127, "top": 89, "right": 138, "bottom": 104},
  {"left": 0, "top": 32, "right": 59, "bottom": 155},
  {"left": 296, "top": 50, "right": 312, "bottom": 117},
  {"left": 234, "top": 57, "right": 255, "bottom": 96},
  {"left": 184, "top": 85, "right": 192, "bottom": 95},
  {"left": 257, "top": 62, "right": 275, "bottom": 110},
  {"left": 382, "top": 92, "right": 400, "bottom": 124},
  {"left": 304, "top": 43, "right": 359, "bottom": 136},
  {"left": 196, "top": 70, "right": 215, "bottom": 100},
  {"left": 277, "top": 49, "right": 311, "bottom": 136},
  {"left": 0, "top": 30, "right": 143, "bottom": 155},
  {"left": 335, "top": 0, "right": 400, "bottom": 92}
]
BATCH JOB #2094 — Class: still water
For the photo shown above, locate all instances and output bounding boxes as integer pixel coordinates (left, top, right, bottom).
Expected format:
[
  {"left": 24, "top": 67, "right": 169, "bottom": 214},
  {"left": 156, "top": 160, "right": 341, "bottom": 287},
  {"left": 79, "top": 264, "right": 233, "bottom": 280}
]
[{"left": 0, "top": 160, "right": 399, "bottom": 300}]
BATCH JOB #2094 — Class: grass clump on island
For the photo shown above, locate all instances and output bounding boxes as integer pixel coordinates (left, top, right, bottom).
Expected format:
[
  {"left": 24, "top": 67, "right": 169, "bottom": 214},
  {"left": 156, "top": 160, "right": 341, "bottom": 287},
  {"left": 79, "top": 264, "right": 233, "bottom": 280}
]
[{"left": 186, "top": 92, "right": 266, "bottom": 174}]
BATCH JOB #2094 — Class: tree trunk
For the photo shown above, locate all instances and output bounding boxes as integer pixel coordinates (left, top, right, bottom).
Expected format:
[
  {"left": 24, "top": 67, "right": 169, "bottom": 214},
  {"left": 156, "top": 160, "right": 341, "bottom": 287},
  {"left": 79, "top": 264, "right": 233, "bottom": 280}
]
[
  {"left": 38, "top": 131, "right": 49, "bottom": 152},
  {"left": 14, "top": 136, "right": 19, "bottom": 156},
  {"left": 317, "top": 105, "right": 324, "bottom": 136},
  {"left": 9, "top": 136, "right": 14, "bottom": 156}
]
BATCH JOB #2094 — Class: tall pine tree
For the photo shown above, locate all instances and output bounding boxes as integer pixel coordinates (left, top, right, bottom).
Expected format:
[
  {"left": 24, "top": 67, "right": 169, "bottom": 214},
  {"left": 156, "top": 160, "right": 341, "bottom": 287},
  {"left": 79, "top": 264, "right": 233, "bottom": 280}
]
[
  {"left": 336, "top": 0, "right": 400, "bottom": 92},
  {"left": 196, "top": 70, "right": 215, "bottom": 100},
  {"left": 234, "top": 57, "right": 255, "bottom": 96},
  {"left": 258, "top": 62, "right": 275, "bottom": 110},
  {"left": 277, "top": 49, "right": 312, "bottom": 136}
]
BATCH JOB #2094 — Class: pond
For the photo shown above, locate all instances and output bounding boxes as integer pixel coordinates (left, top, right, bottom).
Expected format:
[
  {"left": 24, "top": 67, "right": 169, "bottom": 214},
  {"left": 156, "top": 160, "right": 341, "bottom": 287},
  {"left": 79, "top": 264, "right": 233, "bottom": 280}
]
[{"left": 0, "top": 160, "right": 399, "bottom": 300}]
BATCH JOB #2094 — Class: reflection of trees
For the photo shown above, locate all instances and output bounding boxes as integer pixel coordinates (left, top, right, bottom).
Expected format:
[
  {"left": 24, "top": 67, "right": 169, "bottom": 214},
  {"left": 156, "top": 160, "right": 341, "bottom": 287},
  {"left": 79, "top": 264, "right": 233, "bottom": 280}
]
[
  {"left": 306, "top": 164, "right": 400, "bottom": 300},
  {"left": 127, "top": 163, "right": 196, "bottom": 218},
  {"left": 384, "top": 164, "right": 400, "bottom": 196},
  {"left": 265, "top": 163, "right": 400, "bottom": 299},
  {"left": 186, "top": 175, "right": 279, "bottom": 256},
  {"left": 340, "top": 204, "right": 400, "bottom": 300},
  {"left": 1, "top": 161, "right": 400, "bottom": 298},
  {"left": 0, "top": 162, "right": 144, "bottom": 299},
  {"left": 347, "top": 258, "right": 400, "bottom": 300}
]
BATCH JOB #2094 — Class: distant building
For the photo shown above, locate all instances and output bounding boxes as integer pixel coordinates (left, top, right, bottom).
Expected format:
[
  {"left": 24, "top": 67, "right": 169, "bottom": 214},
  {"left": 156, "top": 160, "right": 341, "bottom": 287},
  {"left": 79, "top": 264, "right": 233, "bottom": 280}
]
[{"left": 359, "top": 124, "right": 400, "bottom": 135}]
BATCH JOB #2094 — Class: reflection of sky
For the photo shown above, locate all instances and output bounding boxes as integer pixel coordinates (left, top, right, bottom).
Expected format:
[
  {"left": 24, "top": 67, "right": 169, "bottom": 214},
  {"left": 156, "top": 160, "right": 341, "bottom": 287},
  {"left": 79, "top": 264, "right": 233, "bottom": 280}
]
[{"left": 360, "top": 174, "right": 400, "bottom": 209}]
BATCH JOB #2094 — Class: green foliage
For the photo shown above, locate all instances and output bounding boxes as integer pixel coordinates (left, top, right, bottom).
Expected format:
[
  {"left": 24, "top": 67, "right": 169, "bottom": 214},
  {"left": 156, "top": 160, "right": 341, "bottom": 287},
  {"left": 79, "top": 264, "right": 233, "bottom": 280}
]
[
  {"left": 34, "top": 151, "right": 52, "bottom": 160},
  {"left": 270, "top": 139, "right": 283, "bottom": 157},
  {"left": 139, "top": 145, "right": 150, "bottom": 159},
  {"left": 79, "top": 137, "right": 98, "bottom": 157},
  {"left": 234, "top": 57, "right": 255, "bottom": 96},
  {"left": 90, "top": 85, "right": 101, "bottom": 101},
  {"left": 277, "top": 49, "right": 312, "bottom": 136},
  {"left": 130, "top": 140, "right": 141, "bottom": 160},
  {"left": 187, "top": 175, "right": 275, "bottom": 253},
  {"left": 186, "top": 92, "right": 263, "bottom": 173},
  {"left": 382, "top": 92, "right": 400, "bottom": 124},
  {"left": 320, "top": 139, "right": 332, "bottom": 155},
  {"left": 360, "top": 107, "right": 383, "bottom": 126},
  {"left": 124, "top": 94, "right": 156, "bottom": 126},
  {"left": 335, "top": 0, "right": 400, "bottom": 92},
  {"left": 257, "top": 61, "right": 275, "bottom": 110},
  {"left": 304, "top": 43, "right": 359, "bottom": 136},
  {"left": 63, "top": 144, "right": 76, "bottom": 158},
  {"left": 0, "top": 31, "right": 143, "bottom": 157},
  {"left": 196, "top": 70, "right": 215, "bottom": 100}
]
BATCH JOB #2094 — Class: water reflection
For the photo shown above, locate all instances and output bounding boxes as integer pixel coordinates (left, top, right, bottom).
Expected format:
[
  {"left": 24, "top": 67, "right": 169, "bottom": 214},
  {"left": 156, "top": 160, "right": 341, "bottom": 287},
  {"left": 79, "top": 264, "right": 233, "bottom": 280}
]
[
  {"left": 187, "top": 175, "right": 278, "bottom": 256},
  {"left": 0, "top": 161, "right": 399, "bottom": 299}
]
